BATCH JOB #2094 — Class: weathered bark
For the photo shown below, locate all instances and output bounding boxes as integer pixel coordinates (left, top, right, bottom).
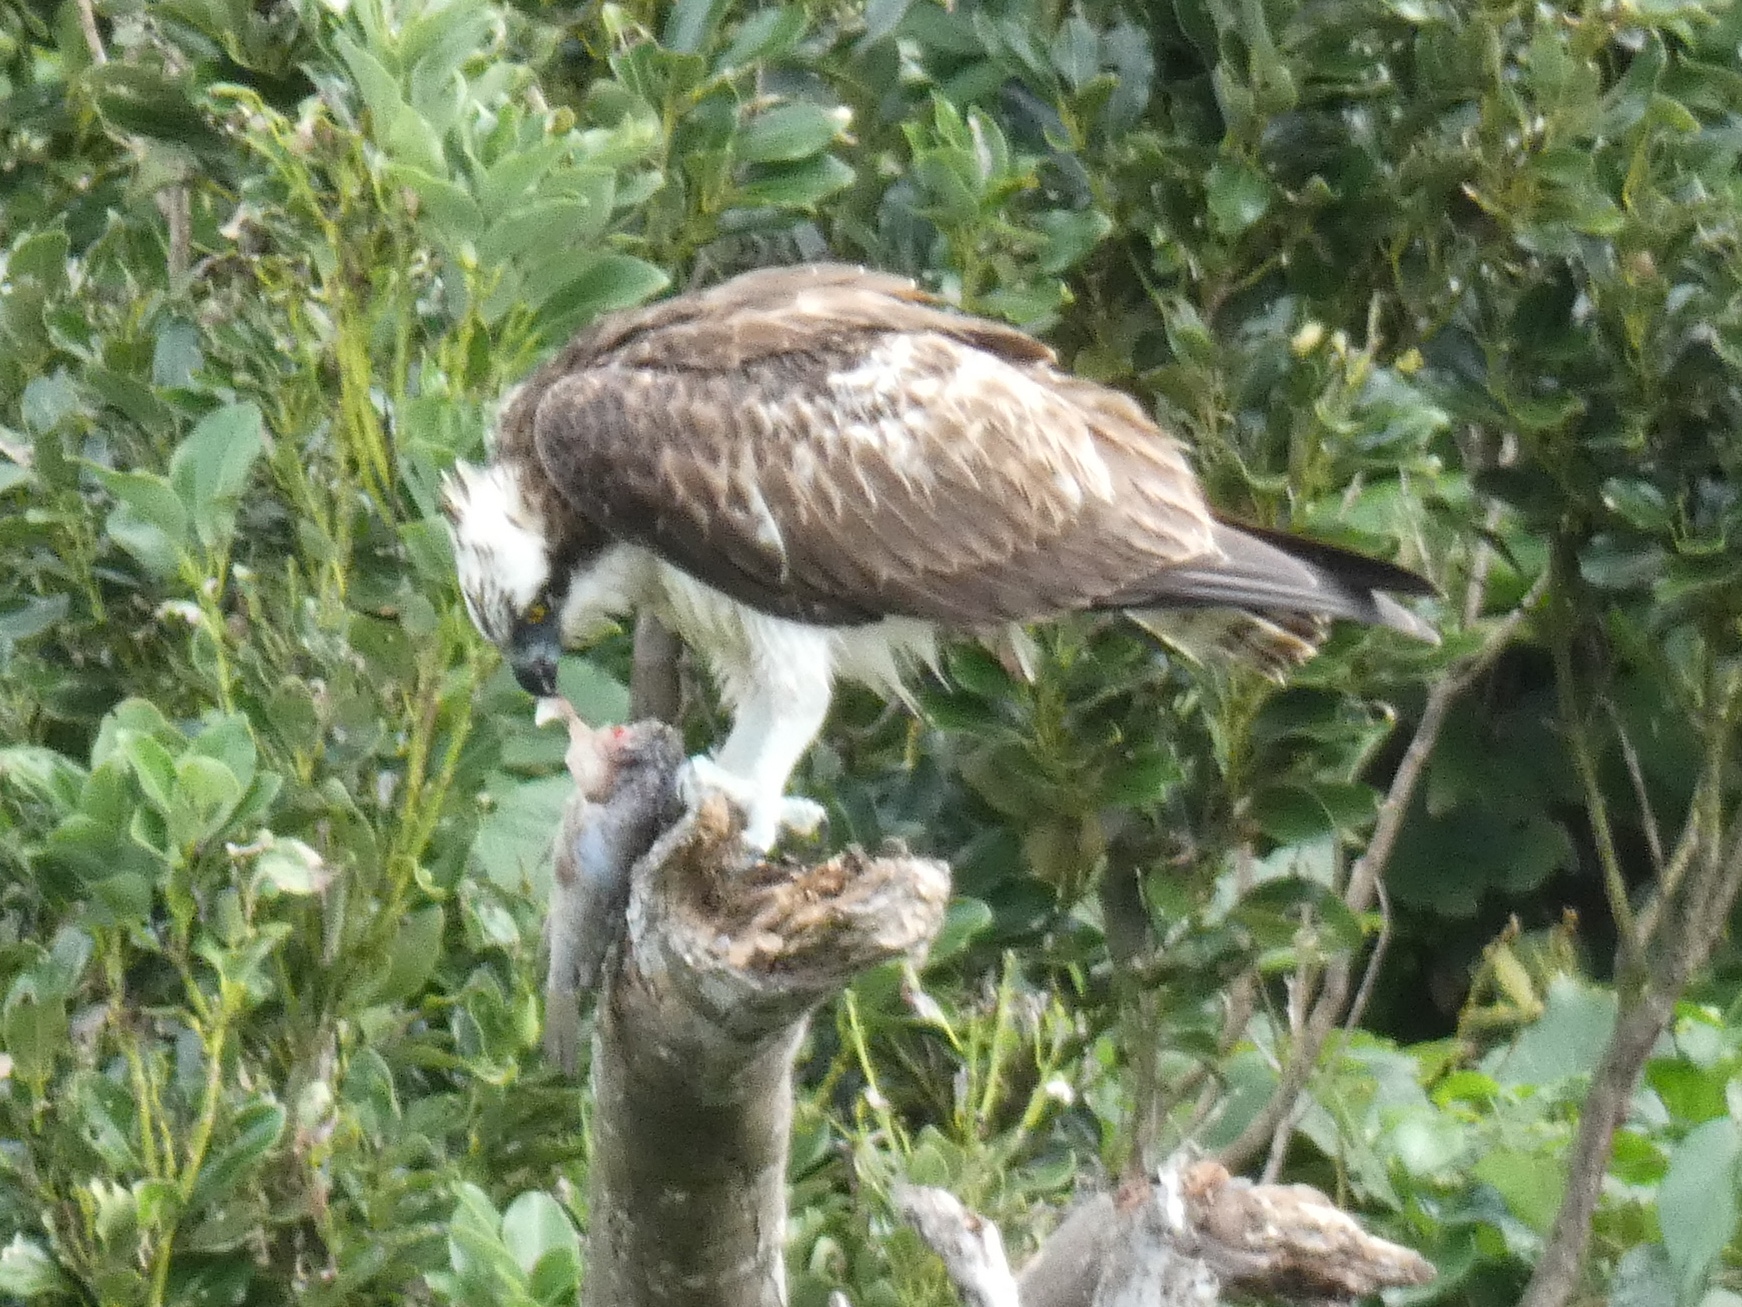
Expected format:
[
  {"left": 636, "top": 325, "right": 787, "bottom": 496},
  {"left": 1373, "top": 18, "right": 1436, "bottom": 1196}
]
[
  {"left": 550, "top": 716, "right": 950, "bottom": 1307},
  {"left": 909, "top": 1156, "right": 1434, "bottom": 1307}
]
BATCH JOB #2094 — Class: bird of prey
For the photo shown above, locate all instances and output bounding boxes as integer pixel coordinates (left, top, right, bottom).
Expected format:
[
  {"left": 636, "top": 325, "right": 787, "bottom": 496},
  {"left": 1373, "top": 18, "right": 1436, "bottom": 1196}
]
[{"left": 443, "top": 264, "right": 1435, "bottom": 849}]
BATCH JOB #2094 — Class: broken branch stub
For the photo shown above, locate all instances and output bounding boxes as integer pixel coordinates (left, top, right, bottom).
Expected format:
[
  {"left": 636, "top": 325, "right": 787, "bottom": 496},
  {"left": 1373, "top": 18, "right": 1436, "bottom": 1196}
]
[
  {"left": 904, "top": 1155, "right": 1436, "bottom": 1307},
  {"left": 574, "top": 765, "right": 949, "bottom": 1307}
]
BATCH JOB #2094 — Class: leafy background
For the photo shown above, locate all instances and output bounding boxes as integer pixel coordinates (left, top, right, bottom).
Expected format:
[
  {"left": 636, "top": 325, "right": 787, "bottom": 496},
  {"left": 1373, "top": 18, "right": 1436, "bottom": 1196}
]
[{"left": 2, "top": 0, "right": 1742, "bottom": 1303}]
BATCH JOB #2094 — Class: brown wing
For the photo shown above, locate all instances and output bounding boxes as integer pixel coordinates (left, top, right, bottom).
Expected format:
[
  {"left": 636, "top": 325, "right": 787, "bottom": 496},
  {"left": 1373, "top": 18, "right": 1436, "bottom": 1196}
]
[{"left": 516, "top": 266, "right": 1218, "bottom": 627}]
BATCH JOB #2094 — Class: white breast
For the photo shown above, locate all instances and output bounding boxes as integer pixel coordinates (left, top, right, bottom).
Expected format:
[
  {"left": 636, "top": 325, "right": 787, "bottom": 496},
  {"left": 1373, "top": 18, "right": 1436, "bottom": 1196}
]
[{"left": 647, "top": 561, "right": 937, "bottom": 709}]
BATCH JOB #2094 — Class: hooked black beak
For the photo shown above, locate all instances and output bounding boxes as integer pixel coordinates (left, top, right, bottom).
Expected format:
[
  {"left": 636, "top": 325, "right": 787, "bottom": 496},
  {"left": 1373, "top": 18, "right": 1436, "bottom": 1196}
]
[{"left": 509, "top": 621, "right": 562, "bottom": 698}]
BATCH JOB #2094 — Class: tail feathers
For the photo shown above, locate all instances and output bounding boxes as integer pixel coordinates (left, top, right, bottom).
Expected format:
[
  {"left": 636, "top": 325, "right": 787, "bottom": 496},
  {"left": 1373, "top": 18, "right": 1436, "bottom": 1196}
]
[{"left": 1115, "top": 519, "right": 1438, "bottom": 672}]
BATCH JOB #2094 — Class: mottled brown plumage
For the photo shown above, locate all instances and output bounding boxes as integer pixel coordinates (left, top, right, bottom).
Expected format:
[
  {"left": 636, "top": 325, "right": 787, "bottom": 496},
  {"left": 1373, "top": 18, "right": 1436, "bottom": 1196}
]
[
  {"left": 489, "top": 263, "right": 1433, "bottom": 652},
  {"left": 445, "top": 263, "right": 1436, "bottom": 848}
]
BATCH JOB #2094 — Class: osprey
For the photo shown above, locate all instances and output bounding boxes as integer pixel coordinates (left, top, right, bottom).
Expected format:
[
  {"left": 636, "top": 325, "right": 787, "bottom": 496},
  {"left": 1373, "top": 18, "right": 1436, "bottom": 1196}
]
[{"left": 444, "top": 264, "right": 1435, "bottom": 849}]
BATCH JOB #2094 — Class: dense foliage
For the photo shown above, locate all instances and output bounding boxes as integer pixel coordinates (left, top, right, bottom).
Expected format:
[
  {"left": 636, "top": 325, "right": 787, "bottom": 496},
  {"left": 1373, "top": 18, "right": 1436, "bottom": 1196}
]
[{"left": 2, "top": 0, "right": 1742, "bottom": 1303}]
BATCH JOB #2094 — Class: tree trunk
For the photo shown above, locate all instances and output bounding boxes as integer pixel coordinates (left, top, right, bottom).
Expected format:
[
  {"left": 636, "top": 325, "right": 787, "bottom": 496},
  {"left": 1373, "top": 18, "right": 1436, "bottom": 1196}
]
[{"left": 557, "top": 726, "right": 950, "bottom": 1307}]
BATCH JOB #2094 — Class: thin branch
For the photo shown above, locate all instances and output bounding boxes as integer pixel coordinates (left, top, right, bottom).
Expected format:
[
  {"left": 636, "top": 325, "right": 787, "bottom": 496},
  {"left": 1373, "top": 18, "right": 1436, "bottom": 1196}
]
[
  {"left": 1518, "top": 661, "right": 1742, "bottom": 1307},
  {"left": 1344, "top": 568, "right": 1545, "bottom": 916},
  {"left": 1217, "top": 572, "right": 1547, "bottom": 1173},
  {"left": 1515, "top": 987, "right": 1675, "bottom": 1307},
  {"left": 75, "top": 0, "right": 107, "bottom": 62},
  {"left": 1547, "top": 544, "right": 1641, "bottom": 969},
  {"left": 1606, "top": 700, "right": 1664, "bottom": 875},
  {"left": 1259, "top": 959, "right": 1314, "bottom": 1183},
  {"left": 1214, "top": 967, "right": 1348, "bottom": 1173},
  {"left": 1343, "top": 877, "right": 1392, "bottom": 1033},
  {"left": 161, "top": 189, "right": 192, "bottom": 283},
  {"left": 629, "top": 614, "right": 682, "bottom": 724}
]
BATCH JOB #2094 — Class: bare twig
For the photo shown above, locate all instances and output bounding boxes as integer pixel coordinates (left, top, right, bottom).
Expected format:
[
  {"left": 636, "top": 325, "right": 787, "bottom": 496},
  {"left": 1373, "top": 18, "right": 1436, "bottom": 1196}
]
[
  {"left": 1217, "top": 572, "right": 1547, "bottom": 1173},
  {"left": 1259, "top": 961, "right": 1314, "bottom": 1183},
  {"left": 1606, "top": 700, "right": 1664, "bottom": 875},
  {"left": 1342, "top": 877, "right": 1392, "bottom": 1033},
  {"left": 75, "top": 0, "right": 107, "bottom": 62},
  {"left": 160, "top": 189, "right": 192, "bottom": 283},
  {"left": 1344, "top": 568, "right": 1545, "bottom": 916},
  {"left": 78, "top": 2, "right": 193, "bottom": 284}
]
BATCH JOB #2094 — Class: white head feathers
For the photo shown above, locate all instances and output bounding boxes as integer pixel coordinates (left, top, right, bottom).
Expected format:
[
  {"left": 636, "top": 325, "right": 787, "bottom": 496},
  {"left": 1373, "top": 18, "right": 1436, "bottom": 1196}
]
[{"left": 440, "top": 461, "right": 551, "bottom": 645}]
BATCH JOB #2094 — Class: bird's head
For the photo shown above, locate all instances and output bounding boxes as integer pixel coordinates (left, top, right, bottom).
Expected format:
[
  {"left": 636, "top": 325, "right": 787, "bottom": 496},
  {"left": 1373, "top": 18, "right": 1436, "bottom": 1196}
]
[{"left": 441, "top": 461, "right": 564, "bottom": 697}]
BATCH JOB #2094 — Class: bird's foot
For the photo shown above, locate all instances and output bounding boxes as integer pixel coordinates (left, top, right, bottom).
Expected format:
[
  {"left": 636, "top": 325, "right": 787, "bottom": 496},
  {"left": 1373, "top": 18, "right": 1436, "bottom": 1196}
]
[{"left": 678, "top": 756, "right": 825, "bottom": 853}]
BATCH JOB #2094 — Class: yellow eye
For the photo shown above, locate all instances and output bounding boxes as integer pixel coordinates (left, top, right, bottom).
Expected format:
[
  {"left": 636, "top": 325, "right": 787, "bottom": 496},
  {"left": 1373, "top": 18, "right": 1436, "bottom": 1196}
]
[{"left": 526, "top": 600, "right": 550, "bottom": 624}]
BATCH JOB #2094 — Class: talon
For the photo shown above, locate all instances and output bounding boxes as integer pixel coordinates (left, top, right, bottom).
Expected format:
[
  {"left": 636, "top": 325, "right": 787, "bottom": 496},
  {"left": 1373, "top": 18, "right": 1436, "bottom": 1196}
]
[{"left": 678, "top": 757, "right": 825, "bottom": 853}]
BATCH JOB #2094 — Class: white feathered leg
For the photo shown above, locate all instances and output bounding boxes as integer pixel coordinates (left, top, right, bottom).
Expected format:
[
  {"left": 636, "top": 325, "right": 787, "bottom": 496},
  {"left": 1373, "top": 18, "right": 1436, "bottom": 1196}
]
[{"left": 677, "top": 617, "right": 834, "bottom": 851}]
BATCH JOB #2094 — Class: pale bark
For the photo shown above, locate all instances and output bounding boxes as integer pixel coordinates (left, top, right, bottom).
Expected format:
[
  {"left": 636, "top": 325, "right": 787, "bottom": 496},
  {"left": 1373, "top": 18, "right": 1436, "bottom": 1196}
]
[
  {"left": 549, "top": 717, "right": 950, "bottom": 1307},
  {"left": 910, "top": 1156, "right": 1434, "bottom": 1307}
]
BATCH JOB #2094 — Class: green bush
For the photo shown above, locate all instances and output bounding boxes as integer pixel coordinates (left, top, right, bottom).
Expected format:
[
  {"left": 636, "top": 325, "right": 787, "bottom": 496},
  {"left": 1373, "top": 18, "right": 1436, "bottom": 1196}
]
[{"left": 2, "top": 0, "right": 1741, "bottom": 1303}]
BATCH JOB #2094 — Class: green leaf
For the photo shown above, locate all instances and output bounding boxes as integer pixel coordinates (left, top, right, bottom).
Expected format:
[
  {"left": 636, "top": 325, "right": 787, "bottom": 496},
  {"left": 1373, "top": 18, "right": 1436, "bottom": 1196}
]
[
  {"left": 535, "top": 256, "right": 671, "bottom": 340},
  {"left": 152, "top": 320, "right": 203, "bottom": 388},
  {"left": 334, "top": 31, "right": 408, "bottom": 129},
  {"left": 367, "top": 905, "right": 446, "bottom": 1006},
  {"left": 173, "top": 754, "right": 244, "bottom": 846},
  {"left": 472, "top": 774, "right": 568, "bottom": 889},
  {"left": 1473, "top": 1145, "right": 1566, "bottom": 1233},
  {"left": 117, "top": 730, "right": 179, "bottom": 818},
  {"left": 88, "top": 64, "right": 225, "bottom": 154},
  {"left": 476, "top": 199, "right": 599, "bottom": 267},
  {"left": 1231, "top": 877, "right": 1365, "bottom": 959},
  {"left": 1311, "top": 781, "right": 1379, "bottom": 830},
  {"left": 718, "top": 7, "right": 808, "bottom": 68},
  {"left": 499, "top": 1191, "right": 578, "bottom": 1277},
  {"left": 3, "top": 973, "right": 67, "bottom": 1092},
  {"left": 1098, "top": 750, "right": 1179, "bottom": 808},
  {"left": 1601, "top": 478, "right": 1672, "bottom": 533},
  {"left": 20, "top": 372, "right": 82, "bottom": 433},
  {"left": 1248, "top": 783, "right": 1335, "bottom": 844},
  {"left": 1035, "top": 207, "right": 1113, "bottom": 274},
  {"left": 1052, "top": 13, "right": 1101, "bottom": 89},
  {"left": 737, "top": 154, "right": 856, "bottom": 209},
  {"left": 665, "top": 0, "right": 732, "bottom": 53},
  {"left": 927, "top": 897, "right": 993, "bottom": 967},
  {"left": 0, "top": 1235, "right": 71, "bottom": 1297},
  {"left": 737, "top": 103, "right": 847, "bottom": 164},
  {"left": 0, "top": 746, "right": 87, "bottom": 814},
  {"left": 1493, "top": 976, "right": 1617, "bottom": 1085},
  {"left": 0, "top": 594, "right": 68, "bottom": 643},
  {"left": 395, "top": 165, "right": 486, "bottom": 240},
  {"left": 187, "top": 1098, "right": 286, "bottom": 1212},
  {"left": 169, "top": 402, "right": 266, "bottom": 550},
  {"left": 7, "top": 229, "right": 69, "bottom": 290},
  {"left": 72, "top": 1073, "right": 144, "bottom": 1171},
  {"left": 89, "top": 466, "right": 190, "bottom": 576},
  {"left": 1659, "top": 1117, "right": 1742, "bottom": 1299},
  {"left": 922, "top": 689, "right": 1007, "bottom": 735},
  {"left": 252, "top": 836, "right": 331, "bottom": 897},
  {"left": 1206, "top": 160, "right": 1271, "bottom": 237},
  {"left": 187, "top": 715, "right": 258, "bottom": 797},
  {"left": 945, "top": 645, "right": 1018, "bottom": 698}
]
